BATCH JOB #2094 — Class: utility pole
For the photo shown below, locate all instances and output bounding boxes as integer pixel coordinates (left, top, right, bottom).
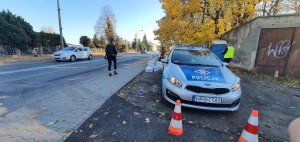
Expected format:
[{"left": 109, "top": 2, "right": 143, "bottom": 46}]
[{"left": 57, "top": 0, "right": 64, "bottom": 48}]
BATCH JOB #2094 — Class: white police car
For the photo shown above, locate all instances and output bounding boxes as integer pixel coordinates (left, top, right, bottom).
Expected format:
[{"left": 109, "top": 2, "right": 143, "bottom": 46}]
[{"left": 161, "top": 45, "right": 241, "bottom": 111}]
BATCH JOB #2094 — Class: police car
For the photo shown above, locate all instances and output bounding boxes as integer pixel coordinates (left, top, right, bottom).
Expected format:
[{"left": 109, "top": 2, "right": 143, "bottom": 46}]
[{"left": 161, "top": 45, "right": 241, "bottom": 111}]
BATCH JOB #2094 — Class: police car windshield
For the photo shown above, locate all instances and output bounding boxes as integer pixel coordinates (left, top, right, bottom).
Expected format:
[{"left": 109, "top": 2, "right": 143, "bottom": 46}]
[
  {"left": 62, "top": 47, "right": 76, "bottom": 51},
  {"left": 171, "top": 49, "right": 222, "bottom": 67}
]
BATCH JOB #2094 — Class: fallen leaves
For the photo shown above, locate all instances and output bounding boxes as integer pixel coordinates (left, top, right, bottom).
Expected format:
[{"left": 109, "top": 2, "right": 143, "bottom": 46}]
[
  {"left": 89, "top": 124, "right": 94, "bottom": 128},
  {"left": 145, "top": 117, "right": 150, "bottom": 123},
  {"left": 158, "top": 112, "right": 165, "bottom": 118},
  {"left": 89, "top": 134, "right": 97, "bottom": 138},
  {"left": 133, "top": 112, "right": 140, "bottom": 116}
]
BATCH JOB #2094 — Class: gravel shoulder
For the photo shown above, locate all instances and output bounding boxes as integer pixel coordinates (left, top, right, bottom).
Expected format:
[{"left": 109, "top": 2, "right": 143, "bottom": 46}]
[{"left": 66, "top": 68, "right": 300, "bottom": 142}]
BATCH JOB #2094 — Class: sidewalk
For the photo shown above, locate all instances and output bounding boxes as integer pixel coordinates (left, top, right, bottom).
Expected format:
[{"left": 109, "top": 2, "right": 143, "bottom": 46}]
[{"left": 0, "top": 58, "right": 147, "bottom": 141}]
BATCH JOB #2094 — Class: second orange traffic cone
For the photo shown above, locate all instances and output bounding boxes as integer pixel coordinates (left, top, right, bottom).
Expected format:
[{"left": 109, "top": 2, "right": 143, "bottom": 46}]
[
  {"left": 168, "top": 100, "right": 183, "bottom": 136},
  {"left": 238, "top": 110, "right": 259, "bottom": 142}
]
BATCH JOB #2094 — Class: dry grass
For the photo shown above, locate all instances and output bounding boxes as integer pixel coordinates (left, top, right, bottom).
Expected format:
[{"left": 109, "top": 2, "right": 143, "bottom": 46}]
[
  {"left": 93, "top": 52, "right": 105, "bottom": 57},
  {"left": 231, "top": 66, "right": 300, "bottom": 87},
  {"left": 0, "top": 55, "right": 52, "bottom": 64}
]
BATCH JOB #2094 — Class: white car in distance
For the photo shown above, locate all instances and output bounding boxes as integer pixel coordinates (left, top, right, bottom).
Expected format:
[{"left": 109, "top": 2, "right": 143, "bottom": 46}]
[{"left": 53, "top": 46, "right": 93, "bottom": 62}]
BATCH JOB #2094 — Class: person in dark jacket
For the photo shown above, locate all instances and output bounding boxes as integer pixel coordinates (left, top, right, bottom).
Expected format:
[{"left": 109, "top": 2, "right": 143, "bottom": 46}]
[{"left": 105, "top": 39, "right": 118, "bottom": 76}]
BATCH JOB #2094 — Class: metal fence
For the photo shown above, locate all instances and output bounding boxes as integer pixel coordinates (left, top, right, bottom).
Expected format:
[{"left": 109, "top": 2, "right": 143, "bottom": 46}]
[{"left": 0, "top": 45, "right": 58, "bottom": 56}]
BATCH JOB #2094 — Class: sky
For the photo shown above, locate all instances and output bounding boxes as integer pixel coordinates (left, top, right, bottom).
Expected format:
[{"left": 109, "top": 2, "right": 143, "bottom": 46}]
[{"left": 0, "top": 0, "right": 165, "bottom": 44}]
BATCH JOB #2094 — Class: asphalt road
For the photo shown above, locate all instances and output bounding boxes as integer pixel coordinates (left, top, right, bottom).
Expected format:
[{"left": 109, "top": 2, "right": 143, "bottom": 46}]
[
  {"left": 0, "top": 55, "right": 146, "bottom": 116},
  {"left": 0, "top": 54, "right": 148, "bottom": 141}
]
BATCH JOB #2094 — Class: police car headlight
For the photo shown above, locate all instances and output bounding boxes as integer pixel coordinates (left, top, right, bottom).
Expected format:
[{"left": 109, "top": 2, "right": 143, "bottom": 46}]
[
  {"left": 232, "top": 81, "right": 241, "bottom": 92},
  {"left": 168, "top": 75, "right": 182, "bottom": 87}
]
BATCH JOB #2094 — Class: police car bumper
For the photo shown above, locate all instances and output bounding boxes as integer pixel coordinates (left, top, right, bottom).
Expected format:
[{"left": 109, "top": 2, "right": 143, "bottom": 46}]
[{"left": 162, "top": 79, "right": 241, "bottom": 111}]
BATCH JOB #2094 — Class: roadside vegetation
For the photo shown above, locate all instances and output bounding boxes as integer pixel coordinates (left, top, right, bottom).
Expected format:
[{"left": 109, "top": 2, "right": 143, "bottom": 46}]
[
  {"left": 0, "top": 55, "right": 52, "bottom": 64},
  {"left": 154, "top": 0, "right": 300, "bottom": 50},
  {"left": 231, "top": 67, "right": 300, "bottom": 88},
  {"left": 0, "top": 10, "right": 67, "bottom": 54},
  {"left": 81, "top": 6, "right": 154, "bottom": 53}
]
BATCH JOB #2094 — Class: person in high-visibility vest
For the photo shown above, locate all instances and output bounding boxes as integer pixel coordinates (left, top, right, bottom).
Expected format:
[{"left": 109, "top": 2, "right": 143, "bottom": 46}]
[{"left": 223, "top": 44, "right": 235, "bottom": 63}]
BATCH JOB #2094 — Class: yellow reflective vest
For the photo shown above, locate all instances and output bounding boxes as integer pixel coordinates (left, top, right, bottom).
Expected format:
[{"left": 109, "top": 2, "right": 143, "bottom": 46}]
[{"left": 224, "top": 45, "right": 235, "bottom": 59}]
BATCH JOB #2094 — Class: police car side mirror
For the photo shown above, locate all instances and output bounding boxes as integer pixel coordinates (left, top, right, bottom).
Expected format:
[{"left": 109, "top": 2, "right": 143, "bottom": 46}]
[
  {"left": 222, "top": 62, "right": 229, "bottom": 66},
  {"left": 160, "top": 58, "right": 169, "bottom": 64}
]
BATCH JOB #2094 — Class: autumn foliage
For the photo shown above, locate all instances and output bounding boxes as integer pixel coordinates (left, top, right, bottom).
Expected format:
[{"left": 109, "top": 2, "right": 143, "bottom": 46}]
[{"left": 154, "top": 0, "right": 259, "bottom": 47}]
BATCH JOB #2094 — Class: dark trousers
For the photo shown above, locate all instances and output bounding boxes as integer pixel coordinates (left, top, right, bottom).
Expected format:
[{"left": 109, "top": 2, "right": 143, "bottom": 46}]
[
  {"left": 107, "top": 56, "right": 117, "bottom": 71},
  {"left": 224, "top": 58, "right": 232, "bottom": 63}
]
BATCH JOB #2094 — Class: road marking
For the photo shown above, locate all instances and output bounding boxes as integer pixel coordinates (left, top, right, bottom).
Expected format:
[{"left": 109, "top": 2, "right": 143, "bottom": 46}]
[
  {"left": 0, "top": 56, "right": 141, "bottom": 75},
  {"left": 0, "top": 59, "right": 102, "bottom": 75}
]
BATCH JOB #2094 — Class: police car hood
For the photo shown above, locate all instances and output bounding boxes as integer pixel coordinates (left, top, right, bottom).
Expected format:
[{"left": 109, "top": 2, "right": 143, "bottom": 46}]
[{"left": 168, "top": 63, "right": 239, "bottom": 86}]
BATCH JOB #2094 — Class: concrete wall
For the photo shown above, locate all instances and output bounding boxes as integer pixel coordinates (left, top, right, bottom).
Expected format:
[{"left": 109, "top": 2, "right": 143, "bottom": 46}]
[{"left": 222, "top": 15, "right": 300, "bottom": 70}]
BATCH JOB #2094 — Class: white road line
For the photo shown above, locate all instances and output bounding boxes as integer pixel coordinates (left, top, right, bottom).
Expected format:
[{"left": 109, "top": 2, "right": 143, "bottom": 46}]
[
  {"left": 0, "top": 59, "right": 102, "bottom": 75},
  {"left": 0, "top": 56, "right": 138, "bottom": 75}
]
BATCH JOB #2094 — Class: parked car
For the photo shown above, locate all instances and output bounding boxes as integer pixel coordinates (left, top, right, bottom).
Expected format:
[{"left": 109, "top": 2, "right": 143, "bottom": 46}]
[
  {"left": 161, "top": 45, "right": 241, "bottom": 111},
  {"left": 53, "top": 46, "right": 93, "bottom": 62}
]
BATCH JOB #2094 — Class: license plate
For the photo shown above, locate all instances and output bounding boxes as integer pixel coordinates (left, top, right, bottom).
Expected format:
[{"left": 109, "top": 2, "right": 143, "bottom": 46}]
[{"left": 192, "top": 96, "right": 222, "bottom": 104}]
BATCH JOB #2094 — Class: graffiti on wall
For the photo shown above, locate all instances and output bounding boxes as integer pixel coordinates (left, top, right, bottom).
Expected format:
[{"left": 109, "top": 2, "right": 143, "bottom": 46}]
[{"left": 266, "top": 40, "right": 295, "bottom": 59}]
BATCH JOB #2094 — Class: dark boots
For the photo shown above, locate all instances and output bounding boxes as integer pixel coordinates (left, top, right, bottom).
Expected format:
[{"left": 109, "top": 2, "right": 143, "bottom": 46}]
[{"left": 109, "top": 71, "right": 117, "bottom": 76}]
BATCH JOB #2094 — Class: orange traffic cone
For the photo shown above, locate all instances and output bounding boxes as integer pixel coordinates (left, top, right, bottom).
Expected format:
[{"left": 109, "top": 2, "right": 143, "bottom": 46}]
[
  {"left": 168, "top": 100, "right": 183, "bottom": 136},
  {"left": 238, "top": 110, "right": 259, "bottom": 142}
]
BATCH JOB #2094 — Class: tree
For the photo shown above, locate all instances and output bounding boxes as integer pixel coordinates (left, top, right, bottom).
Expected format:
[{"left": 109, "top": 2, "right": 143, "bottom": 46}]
[
  {"left": 92, "top": 34, "right": 100, "bottom": 48},
  {"left": 79, "top": 36, "right": 91, "bottom": 47},
  {"left": 95, "top": 6, "right": 116, "bottom": 41},
  {"left": 137, "top": 39, "right": 143, "bottom": 51},
  {"left": 121, "top": 44, "right": 129, "bottom": 52},
  {"left": 142, "top": 34, "right": 150, "bottom": 51},
  {"left": 256, "top": 0, "right": 300, "bottom": 16},
  {"left": 38, "top": 31, "right": 67, "bottom": 52},
  {"left": 154, "top": 0, "right": 259, "bottom": 47},
  {"left": 256, "top": 0, "right": 282, "bottom": 16},
  {"left": 0, "top": 10, "right": 39, "bottom": 51},
  {"left": 40, "top": 26, "right": 55, "bottom": 33},
  {"left": 132, "top": 37, "right": 138, "bottom": 50},
  {"left": 99, "top": 35, "right": 107, "bottom": 48},
  {"left": 105, "top": 18, "right": 115, "bottom": 42}
]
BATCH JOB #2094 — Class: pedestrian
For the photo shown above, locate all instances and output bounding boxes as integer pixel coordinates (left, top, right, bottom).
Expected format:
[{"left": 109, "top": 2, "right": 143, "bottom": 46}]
[
  {"left": 222, "top": 43, "right": 235, "bottom": 64},
  {"left": 105, "top": 38, "right": 118, "bottom": 76}
]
